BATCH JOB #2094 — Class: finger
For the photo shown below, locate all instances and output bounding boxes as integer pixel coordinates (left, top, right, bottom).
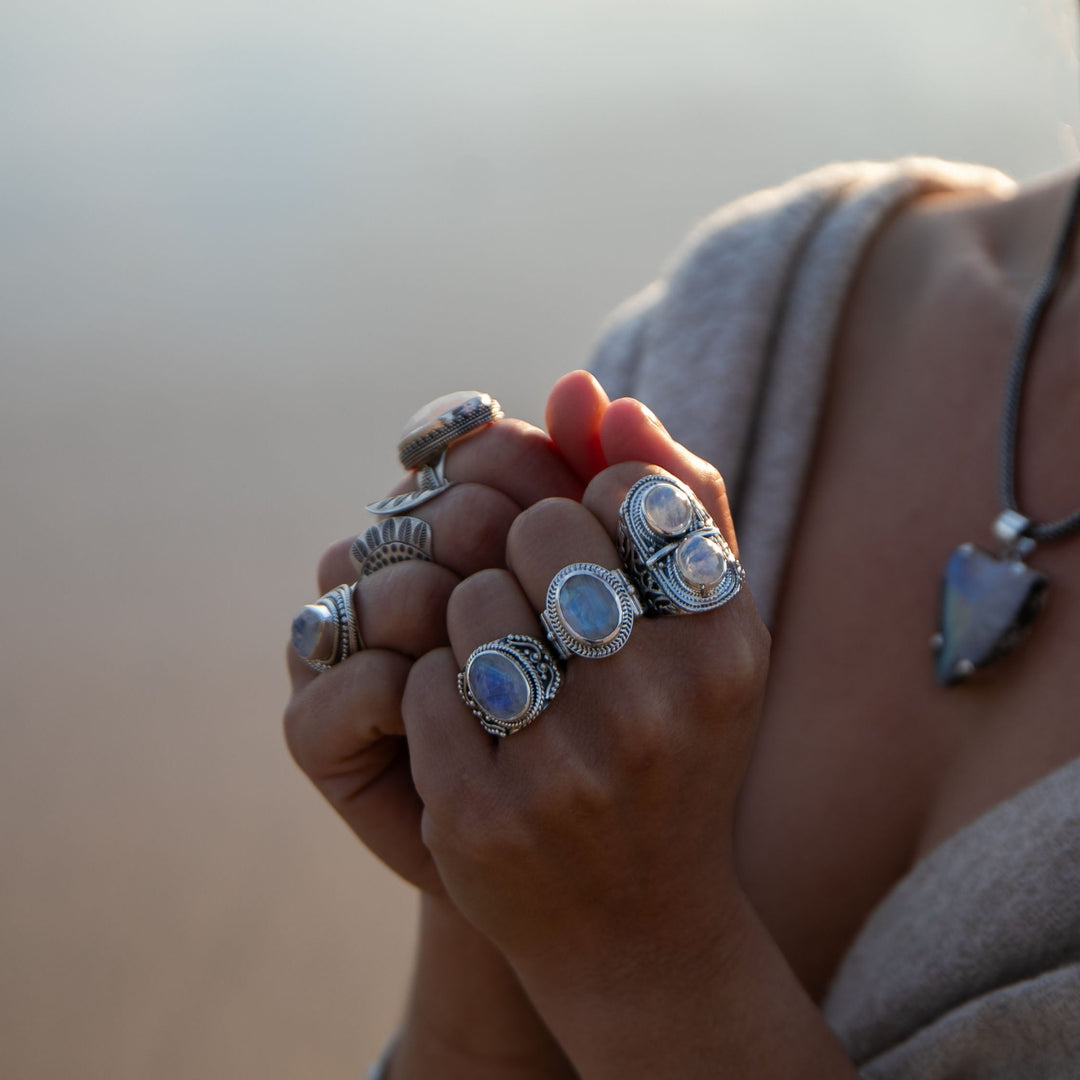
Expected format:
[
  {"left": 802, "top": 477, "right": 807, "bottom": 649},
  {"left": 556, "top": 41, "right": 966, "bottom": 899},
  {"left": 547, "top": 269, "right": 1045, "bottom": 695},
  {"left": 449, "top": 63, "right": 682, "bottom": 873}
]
[
  {"left": 284, "top": 647, "right": 411, "bottom": 779},
  {"left": 356, "top": 560, "right": 458, "bottom": 657},
  {"left": 369, "top": 417, "right": 585, "bottom": 513},
  {"left": 284, "top": 647, "right": 443, "bottom": 893},
  {"left": 584, "top": 459, "right": 738, "bottom": 559},
  {"left": 598, "top": 398, "right": 735, "bottom": 528},
  {"left": 446, "top": 568, "right": 544, "bottom": 666},
  {"left": 504, "top": 498, "right": 622, "bottom": 609},
  {"left": 317, "top": 482, "right": 521, "bottom": 597},
  {"left": 402, "top": 646, "right": 500, "bottom": 812},
  {"left": 545, "top": 369, "right": 610, "bottom": 483}
]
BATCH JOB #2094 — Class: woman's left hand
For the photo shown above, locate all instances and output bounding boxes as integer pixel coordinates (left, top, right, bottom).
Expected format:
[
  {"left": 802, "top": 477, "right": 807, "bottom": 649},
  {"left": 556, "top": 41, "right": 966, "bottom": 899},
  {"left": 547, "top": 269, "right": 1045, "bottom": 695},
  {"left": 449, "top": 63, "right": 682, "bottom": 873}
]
[{"left": 401, "top": 435, "right": 858, "bottom": 1078}]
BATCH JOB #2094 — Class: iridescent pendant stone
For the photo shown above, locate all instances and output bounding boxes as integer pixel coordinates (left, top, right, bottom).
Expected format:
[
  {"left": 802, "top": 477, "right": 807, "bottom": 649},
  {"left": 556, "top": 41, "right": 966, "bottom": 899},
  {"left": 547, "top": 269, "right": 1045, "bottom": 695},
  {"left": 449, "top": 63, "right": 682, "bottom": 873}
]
[
  {"left": 557, "top": 572, "right": 622, "bottom": 645},
  {"left": 466, "top": 650, "right": 532, "bottom": 724},
  {"left": 674, "top": 533, "right": 728, "bottom": 591},
  {"left": 933, "top": 542, "right": 1048, "bottom": 686},
  {"left": 642, "top": 481, "right": 694, "bottom": 536}
]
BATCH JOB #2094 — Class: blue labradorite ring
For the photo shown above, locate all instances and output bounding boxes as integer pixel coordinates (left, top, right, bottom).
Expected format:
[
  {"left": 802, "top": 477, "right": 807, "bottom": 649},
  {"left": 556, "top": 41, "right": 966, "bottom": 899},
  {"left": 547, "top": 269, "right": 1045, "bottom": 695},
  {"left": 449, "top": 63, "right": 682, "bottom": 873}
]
[
  {"left": 458, "top": 634, "right": 561, "bottom": 737},
  {"left": 617, "top": 473, "right": 744, "bottom": 616},
  {"left": 541, "top": 562, "right": 642, "bottom": 660},
  {"left": 291, "top": 584, "right": 364, "bottom": 673}
]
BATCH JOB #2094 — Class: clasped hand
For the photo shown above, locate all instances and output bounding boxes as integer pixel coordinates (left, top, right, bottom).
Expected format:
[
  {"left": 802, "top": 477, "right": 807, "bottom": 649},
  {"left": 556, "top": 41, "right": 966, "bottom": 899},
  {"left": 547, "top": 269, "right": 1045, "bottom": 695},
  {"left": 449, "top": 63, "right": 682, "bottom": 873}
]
[{"left": 283, "top": 372, "right": 809, "bottom": 1078}]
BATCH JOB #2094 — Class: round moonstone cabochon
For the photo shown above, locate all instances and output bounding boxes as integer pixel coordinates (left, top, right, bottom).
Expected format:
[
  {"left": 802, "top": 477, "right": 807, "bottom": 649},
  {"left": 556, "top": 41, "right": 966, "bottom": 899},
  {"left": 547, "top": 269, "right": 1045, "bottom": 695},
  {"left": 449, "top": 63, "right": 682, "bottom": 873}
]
[
  {"left": 675, "top": 534, "right": 728, "bottom": 589},
  {"left": 642, "top": 482, "right": 694, "bottom": 536},
  {"left": 557, "top": 572, "right": 622, "bottom": 644},
  {"left": 467, "top": 649, "right": 532, "bottom": 723}
]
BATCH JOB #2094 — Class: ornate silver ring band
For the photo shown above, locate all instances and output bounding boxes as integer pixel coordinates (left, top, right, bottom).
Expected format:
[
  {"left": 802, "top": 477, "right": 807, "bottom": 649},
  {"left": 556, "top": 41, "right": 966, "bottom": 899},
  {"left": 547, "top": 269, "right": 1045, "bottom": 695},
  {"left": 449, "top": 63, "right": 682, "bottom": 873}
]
[
  {"left": 616, "top": 473, "right": 744, "bottom": 616},
  {"left": 350, "top": 516, "right": 434, "bottom": 579},
  {"left": 458, "top": 634, "right": 562, "bottom": 737},
  {"left": 291, "top": 584, "right": 364, "bottom": 673},
  {"left": 540, "top": 562, "right": 641, "bottom": 660},
  {"left": 366, "top": 391, "right": 503, "bottom": 516}
]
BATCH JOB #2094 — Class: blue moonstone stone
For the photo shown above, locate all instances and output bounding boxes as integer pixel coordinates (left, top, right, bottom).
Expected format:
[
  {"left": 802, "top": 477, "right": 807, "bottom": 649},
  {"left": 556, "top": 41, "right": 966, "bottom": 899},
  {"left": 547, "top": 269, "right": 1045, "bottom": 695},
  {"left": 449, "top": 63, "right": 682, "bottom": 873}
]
[
  {"left": 291, "top": 604, "right": 334, "bottom": 660},
  {"left": 675, "top": 534, "right": 727, "bottom": 588},
  {"left": 468, "top": 651, "right": 532, "bottom": 722},
  {"left": 934, "top": 544, "right": 1047, "bottom": 686},
  {"left": 557, "top": 572, "right": 621, "bottom": 644},
  {"left": 643, "top": 482, "right": 694, "bottom": 536}
]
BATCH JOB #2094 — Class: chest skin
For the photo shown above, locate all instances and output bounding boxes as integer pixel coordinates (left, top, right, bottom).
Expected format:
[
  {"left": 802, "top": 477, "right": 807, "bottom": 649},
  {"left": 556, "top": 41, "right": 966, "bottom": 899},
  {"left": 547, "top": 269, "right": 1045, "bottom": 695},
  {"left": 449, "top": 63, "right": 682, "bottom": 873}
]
[{"left": 731, "top": 186, "right": 1080, "bottom": 1001}]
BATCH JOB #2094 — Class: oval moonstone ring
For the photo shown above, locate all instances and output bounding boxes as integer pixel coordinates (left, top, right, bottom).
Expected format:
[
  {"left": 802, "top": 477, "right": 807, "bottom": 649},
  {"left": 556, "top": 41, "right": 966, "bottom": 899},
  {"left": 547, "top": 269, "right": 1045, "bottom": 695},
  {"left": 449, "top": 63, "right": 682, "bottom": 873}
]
[
  {"left": 541, "top": 562, "right": 642, "bottom": 660},
  {"left": 458, "top": 634, "right": 562, "bottom": 737}
]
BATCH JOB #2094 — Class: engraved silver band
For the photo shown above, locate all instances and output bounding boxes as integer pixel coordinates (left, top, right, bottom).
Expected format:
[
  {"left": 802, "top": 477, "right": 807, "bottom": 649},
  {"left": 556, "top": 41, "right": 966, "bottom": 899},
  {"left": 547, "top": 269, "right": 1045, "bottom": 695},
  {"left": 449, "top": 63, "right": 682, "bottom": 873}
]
[{"left": 350, "top": 517, "right": 434, "bottom": 578}]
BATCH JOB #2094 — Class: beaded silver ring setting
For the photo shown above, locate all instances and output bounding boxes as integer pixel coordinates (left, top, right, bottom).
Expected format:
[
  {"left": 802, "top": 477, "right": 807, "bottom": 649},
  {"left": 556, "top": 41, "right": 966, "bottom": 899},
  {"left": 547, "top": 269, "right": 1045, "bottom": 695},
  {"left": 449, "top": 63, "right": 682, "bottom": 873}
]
[
  {"left": 366, "top": 391, "right": 503, "bottom": 516},
  {"left": 540, "top": 562, "right": 642, "bottom": 660},
  {"left": 291, "top": 584, "right": 364, "bottom": 673},
  {"left": 617, "top": 473, "right": 744, "bottom": 616},
  {"left": 458, "top": 634, "right": 561, "bottom": 737}
]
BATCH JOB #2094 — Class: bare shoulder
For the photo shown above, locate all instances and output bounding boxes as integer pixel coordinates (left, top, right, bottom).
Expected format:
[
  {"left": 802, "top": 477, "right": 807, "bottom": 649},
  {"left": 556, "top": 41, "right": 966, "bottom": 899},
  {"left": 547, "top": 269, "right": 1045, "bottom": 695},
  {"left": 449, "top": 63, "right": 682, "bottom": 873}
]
[{"left": 733, "top": 173, "right": 1080, "bottom": 999}]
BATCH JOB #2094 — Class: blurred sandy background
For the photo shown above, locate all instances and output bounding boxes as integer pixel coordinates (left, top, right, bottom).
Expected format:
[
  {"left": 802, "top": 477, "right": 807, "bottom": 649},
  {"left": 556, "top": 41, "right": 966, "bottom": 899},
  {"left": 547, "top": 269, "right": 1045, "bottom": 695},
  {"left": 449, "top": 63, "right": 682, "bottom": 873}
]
[{"left": 2, "top": 1, "right": 1077, "bottom": 1076}]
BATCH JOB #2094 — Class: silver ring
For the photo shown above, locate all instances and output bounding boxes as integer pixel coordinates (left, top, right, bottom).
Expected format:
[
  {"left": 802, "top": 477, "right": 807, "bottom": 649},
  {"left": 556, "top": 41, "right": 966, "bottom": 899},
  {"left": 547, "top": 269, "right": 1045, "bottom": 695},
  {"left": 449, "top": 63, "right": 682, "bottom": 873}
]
[
  {"left": 365, "top": 391, "right": 503, "bottom": 516},
  {"left": 291, "top": 584, "right": 363, "bottom": 673},
  {"left": 617, "top": 474, "right": 744, "bottom": 616},
  {"left": 350, "top": 517, "right": 434, "bottom": 579},
  {"left": 540, "top": 562, "right": 641, "bottom": 660},
  {"left": 397, "top": 391, "right": 503, "bottom": 470},
  {"left": 458, "top": 634, "right": 561, "bottom": 737}
]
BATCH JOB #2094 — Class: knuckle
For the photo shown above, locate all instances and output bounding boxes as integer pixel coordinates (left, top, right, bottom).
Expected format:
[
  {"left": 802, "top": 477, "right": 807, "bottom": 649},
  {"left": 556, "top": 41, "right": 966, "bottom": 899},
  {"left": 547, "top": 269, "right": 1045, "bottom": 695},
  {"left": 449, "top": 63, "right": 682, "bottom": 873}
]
[{"left": 447, "top": 567, "right": 516, "bottom": 624}]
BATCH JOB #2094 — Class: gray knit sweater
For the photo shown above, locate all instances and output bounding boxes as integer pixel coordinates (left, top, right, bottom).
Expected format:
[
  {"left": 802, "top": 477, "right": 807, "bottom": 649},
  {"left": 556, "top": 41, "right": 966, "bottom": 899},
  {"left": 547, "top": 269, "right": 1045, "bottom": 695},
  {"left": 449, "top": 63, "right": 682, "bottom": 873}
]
[{"left": 590, "top": 159, "right": 1080, "bottom": 1077}]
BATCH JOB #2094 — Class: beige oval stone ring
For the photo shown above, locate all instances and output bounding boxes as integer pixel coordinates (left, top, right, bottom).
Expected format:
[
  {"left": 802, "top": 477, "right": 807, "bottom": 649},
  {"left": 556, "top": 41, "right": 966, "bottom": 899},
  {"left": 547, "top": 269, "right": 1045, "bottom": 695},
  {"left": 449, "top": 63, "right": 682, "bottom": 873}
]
[{"left": 365, "top": 391, "right": 503, "bottom": 516}]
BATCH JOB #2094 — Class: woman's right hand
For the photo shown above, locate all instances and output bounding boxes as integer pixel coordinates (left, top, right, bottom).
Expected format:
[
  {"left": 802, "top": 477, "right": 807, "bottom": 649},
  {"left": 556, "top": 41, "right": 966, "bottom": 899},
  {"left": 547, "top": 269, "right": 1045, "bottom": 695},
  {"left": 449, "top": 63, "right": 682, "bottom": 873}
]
[{"left": 283, "top": 411, "right": 593, "bottom": 894}]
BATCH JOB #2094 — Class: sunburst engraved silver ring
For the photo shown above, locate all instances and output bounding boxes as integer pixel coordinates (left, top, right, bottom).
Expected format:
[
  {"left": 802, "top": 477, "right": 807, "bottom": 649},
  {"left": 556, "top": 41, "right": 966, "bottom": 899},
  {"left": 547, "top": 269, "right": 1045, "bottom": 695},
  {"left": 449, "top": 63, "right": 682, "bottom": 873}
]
[
  {"left": 458, "top": 634, "right": 562, "bottom": 737},
  {"left": 349, "top": 517, "right": 434, "bottom": 579},
  {"left": 291, "top": 584, "right": 364, "bottom": 673},
  {"left": 540, "top": 562, "right": 642, "bottom": 660},
  {"left": 366, "top": 391, "right": 503, "bottom": 516},
  {"left": 617, "top": 473, "right": 744, "bottom": 616}
]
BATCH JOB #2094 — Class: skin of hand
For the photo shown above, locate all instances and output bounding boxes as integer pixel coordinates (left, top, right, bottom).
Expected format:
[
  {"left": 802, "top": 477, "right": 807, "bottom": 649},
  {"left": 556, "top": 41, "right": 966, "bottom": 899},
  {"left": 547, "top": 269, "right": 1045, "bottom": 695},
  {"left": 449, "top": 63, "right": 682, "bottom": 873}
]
[
  {"left": 284, "top": 391, "right": 608, "bottom": 1079},
  {"left": 400, "top": 401, "right": 857, "bottom": 1077}
]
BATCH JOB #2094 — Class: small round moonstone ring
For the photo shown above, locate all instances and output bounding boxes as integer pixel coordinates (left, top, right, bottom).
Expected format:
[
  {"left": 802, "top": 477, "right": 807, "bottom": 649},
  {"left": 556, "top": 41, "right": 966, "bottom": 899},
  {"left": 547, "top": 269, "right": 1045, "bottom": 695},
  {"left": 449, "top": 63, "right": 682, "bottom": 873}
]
[
  {"left": 291, "top": 584, "right": 363, "bottom": 673},
  {"left": 458, "top": 634, "right": 561, "bottom": 737},
  {"left": 541, "top": 562, "right": 642, "bottom": 660},
  {"left": 617, "top": 473, "right": 744, "bottom": 616}
]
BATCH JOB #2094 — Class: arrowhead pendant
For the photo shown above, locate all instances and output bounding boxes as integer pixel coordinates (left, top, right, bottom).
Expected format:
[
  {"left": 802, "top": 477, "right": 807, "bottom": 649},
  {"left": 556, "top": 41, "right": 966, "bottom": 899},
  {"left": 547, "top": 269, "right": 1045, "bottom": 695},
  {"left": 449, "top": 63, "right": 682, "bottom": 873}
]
[{"left": 932, "top": 543, "right": 1048, "bottom": 686}]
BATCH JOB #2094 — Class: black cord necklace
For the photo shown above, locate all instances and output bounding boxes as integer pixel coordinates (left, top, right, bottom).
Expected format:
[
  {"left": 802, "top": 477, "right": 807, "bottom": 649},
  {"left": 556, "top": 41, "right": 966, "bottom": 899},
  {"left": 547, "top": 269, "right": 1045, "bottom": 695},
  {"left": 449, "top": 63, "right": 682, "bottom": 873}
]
[{"left": 932, "top": 171, "right": 1080, "bottom": 686}]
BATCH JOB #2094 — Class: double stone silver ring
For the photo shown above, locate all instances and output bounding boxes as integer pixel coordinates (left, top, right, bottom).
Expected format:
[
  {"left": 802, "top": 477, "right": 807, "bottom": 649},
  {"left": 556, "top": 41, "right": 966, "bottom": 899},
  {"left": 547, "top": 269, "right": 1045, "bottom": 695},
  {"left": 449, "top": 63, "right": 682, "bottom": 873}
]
[
  {"left": 366, "top": 391, "right": 503, "bottom": 516},
  {"left": 617, "top": 473, "right": 744, "bottom": 616},
  {"left": 291, "top": 584, "right": 363, "bottom": 673},
  {"left": 458, "top": 634, "right": 562, "bottom": 737}
]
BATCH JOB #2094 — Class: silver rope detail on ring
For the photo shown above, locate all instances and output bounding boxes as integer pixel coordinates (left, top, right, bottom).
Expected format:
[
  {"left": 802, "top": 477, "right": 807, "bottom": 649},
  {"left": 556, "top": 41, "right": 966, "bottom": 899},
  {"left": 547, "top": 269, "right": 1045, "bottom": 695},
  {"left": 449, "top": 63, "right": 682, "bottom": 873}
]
[
  {"left": 617, "top": 474, "right": 744, "bottom": 616},
  {"left": 291, "top": 584, "right": 364, "bottom": 673},
  {"left": 458, "top": 634, "right": 561, "bottom": 737},
  {"left": 540, "top": 562, "right": 641, "bottom": 660}
]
